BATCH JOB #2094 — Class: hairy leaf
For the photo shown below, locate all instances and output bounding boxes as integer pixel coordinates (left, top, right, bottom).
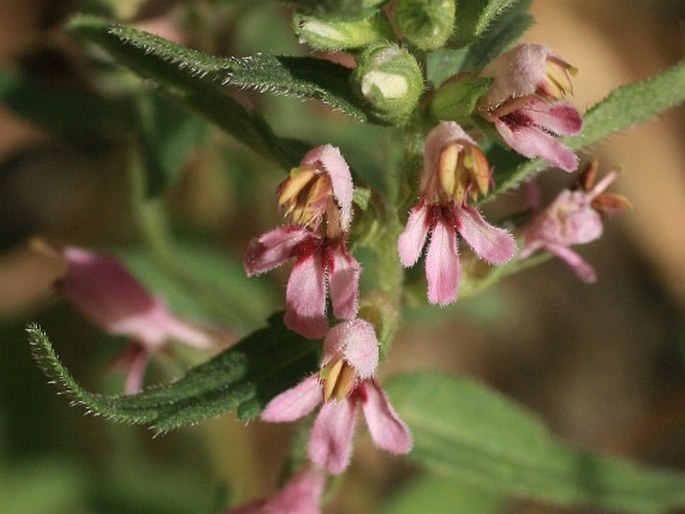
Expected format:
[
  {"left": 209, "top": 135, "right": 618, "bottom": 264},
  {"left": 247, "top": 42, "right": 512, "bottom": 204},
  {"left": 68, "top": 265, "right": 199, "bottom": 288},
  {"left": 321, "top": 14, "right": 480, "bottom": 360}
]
[
  {"left": 450, "top": 0, "right": 520, "bottom": 48},
  {"left": 428, "top": 0, "right": 530, "bottom": 86},
  {"left": 27, "top": 315, "right": 320, "bottom": 433},
  {"left": 69, "top": 15, "right": 368, "bottom": 122},
  {"left": 459, "top": 0, "right": 533, "bottom": 72},
  {"left": 68, "top": 15, "right": 308, "bottom": 170},
  {"left": 387, "top": 371, "right": 685, "bottom": 512},
  {"left": 492, "top": 59, "right": 685, "bottom": 195}
]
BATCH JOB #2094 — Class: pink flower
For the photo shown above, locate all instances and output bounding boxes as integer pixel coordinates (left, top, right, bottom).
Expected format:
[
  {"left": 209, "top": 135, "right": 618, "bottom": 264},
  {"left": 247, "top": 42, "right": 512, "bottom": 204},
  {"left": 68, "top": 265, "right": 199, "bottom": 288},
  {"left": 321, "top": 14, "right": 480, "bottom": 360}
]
[
  {"left": 224, "top": 470, "right": 325, "bottom": 514},
  {"left": 519, "top": 161, "right": 629, "bottom": 282},
  {"left": 479, "top": 44, "right": 583, "bottom": 172},
  {"left": 56, "top": 245, "right": 212, "bottom": 393},
  {"left": 397, "top": 122, "right": 517, "bottom": 305},
  {"left": 261, "top": 319, "right": 412, "bottom": 475},
  {"left": 245, "top": 145, "right": 360, "bottom": 339}
]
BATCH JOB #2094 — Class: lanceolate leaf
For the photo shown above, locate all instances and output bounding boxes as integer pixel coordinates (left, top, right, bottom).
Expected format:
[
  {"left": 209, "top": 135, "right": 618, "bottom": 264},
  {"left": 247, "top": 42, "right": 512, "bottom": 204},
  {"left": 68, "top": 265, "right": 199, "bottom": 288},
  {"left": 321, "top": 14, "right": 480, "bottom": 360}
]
[
  {"left": 68, "top": 15, "right": 305, "bottom": 170},
  {"left": 68, "top": 15, "right": 368, "bottom": 122},
  {"left": 492, "top": 59, "right": 685, "bottom": 195},
  {"left": 386, "top": 371, "right": 685, "bottom": 512},
  {"left": 449, "top": 0, "right": 520, "bottom": 48},
  {"left": 27, "top": 315, "right": 320, "bottom": 433},
  {"left": 458, "top": 0, "right": 533, "bottom": 72}
]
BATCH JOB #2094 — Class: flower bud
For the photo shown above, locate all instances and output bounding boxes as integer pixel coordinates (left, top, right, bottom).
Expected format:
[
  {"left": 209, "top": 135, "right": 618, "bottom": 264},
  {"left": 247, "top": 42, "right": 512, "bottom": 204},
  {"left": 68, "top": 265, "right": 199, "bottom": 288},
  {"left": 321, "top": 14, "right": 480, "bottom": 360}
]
[
  {"left": 395, "top": 0, "right": 455, "bottom": 51},
  {"left": 293, "top": 13, "right": 394, "bottom": 51},
  {"left": 351, "top": 43, "right": 424, "bottom": 125}
]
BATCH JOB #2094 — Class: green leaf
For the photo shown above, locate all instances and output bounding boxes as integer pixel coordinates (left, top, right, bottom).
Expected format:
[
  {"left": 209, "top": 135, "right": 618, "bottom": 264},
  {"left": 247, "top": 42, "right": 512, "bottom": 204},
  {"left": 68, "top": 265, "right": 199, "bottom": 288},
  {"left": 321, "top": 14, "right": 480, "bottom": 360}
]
[
  {"left": 426, "top": 48, "right": 468, "bottom": 88},
  {"left": 120, "top": 242, "right": 279, "bottom": 333},
  {"left": 67, "top": 14, "right": 307, "bottom": 170},
  {"left": 493, "top": 59, "right": 685, "bottom": 195},
  {"left": 383, "top": 475, "right": 503, "bottom": 514},
  {"left": 0, "top": 65, "right": 135, "bottom": 134},
  {"left": 386, "top": 371, "right": 685, "bottom": 512},
  {"left": 458, "top": 0, "right": 533, "bottom": 72},
  {"left": 427, "top": 0, "right": 529, "bottom": 86},
  {"left": 136, "top": 92, "right": 210, "bottom": 197},
  {"left": 68, "top": 15, "right": 369, "bottom": 123},
  {"left": 450, "top": 0, "right": 520, "bottom": 48},
  {"left": 27, "top": 314, "right": 320, "bottom": 433}
]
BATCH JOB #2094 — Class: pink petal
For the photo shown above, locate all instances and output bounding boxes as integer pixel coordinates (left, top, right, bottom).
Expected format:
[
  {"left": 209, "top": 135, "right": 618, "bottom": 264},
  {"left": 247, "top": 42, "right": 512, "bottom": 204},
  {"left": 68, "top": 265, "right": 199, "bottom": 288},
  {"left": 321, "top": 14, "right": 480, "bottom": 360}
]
[
  {"left": 244, "top": 226, "right": 312, "bottom": 276},
  {"left": 480, "top": 44, "right": 552, "bottom": 107},
  {"left": 425, "top": 217, "right": 460, "bottom": 305},
  {"left": 458, "top": 205, "right": 517, "bottom": 265},
  {"left": 397, "top": 203, "right": 430, "bottom": 267},
  {"left": 327, "top": 246, "right": 360, "bottom": 320},
  {"left": 495, "top": 119, "right": 579, "bottom": 172},
  {"left": 423, "top": 122, "right": 476, "bottom": 180},
  {"left": 123, "top": 346, "right": 149, "bottom": 395},
  {"left": 263, "top": 471, "right": 325, "bottom": 514},
  {"left": 359, "top": 380, "right": 413, "bottom": 454},
  {"left": 62, "top": 247, "right": 211, "bottom": 351},
  {"left": 61, "top": 247, "right": 156, "bottom": 331},
  {"left": 322, "top": 320, "right": 379, "bottom": 380},
  {"left": 524, "top": 99, "right": 582, "bottom": 136},
  {"left": 562, "top": 206, "right": 603, "bottom": 245},
  {"left": 261, "top": 374, "right": 322, "bottom": 422},
  {"left": 225, "top": 470, "right": 325, "bottom": 514},
  {"left": 308, "top": 399, "right": 358, "bottom": 474},
  {"left": 301, "top": 145, "right": 354, "bottom": 232},
  {"left": 546, "top": 242, "right": 597, "bottom": 283},
  {"left": 285, "top": 252, "right": 328, "bottom": 339}
]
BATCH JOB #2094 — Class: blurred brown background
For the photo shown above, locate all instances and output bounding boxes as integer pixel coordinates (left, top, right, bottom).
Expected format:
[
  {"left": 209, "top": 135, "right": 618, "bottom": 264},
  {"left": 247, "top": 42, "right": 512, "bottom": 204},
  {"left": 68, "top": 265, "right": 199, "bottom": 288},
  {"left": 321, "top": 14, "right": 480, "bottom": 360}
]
[{"left": 1, "top": 1, "right": 684, "bottom": 513}]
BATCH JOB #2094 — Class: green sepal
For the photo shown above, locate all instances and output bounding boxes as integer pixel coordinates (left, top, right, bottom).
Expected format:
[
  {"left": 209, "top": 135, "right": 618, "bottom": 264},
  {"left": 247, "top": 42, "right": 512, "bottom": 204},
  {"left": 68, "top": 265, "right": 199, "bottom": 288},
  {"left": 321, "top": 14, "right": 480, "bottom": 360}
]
[
  {"left": 27, "top": 314, "right": 320, "bottom": 433},
  {"left": 430, "top": 75, "right": 492, "bottom": 125},
  {"left": 395, "top": 0, "right": 456, "bottom": 51},
  {"left": 293, "top": 12, "right": 394, "bottom": 51},
  {"left": 387, "top": 371, "right": 685, "bottom": 512}
]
